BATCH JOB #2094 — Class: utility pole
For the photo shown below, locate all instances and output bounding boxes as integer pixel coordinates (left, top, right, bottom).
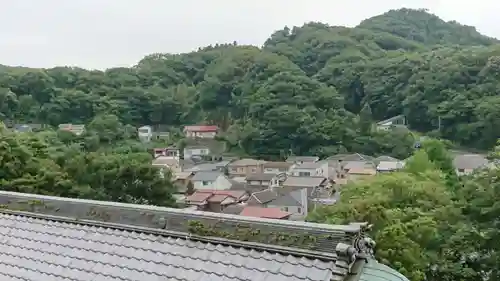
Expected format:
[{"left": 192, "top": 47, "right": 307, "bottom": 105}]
[{"left": 438, "top": 116, "right": 442, "bottom": 131}]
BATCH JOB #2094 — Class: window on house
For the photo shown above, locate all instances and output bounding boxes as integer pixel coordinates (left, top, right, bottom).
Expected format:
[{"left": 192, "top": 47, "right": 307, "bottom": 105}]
[
  {"left": 202, "top": 181, "right": 210, "bottom": 186},
  {"left": 458, "top": 168, "right": 465, "bottom": 172},
  {"left": 283, "top": 207, "right": 289, "bottom": 212},
  {"left": 231, "top": 168, "right": 237, "bottom": 172},
  {"left": 200, "top": 149, "right": 207, "bottom": 154},
  {"left": 251, "top": 168, "right": 257, "bottom": 173},
  {"left": 299, "top": 172, "right": 310, "bottom": 177},
  {"left": 297, "top": 207, "right": 302, "bottom": 213}
]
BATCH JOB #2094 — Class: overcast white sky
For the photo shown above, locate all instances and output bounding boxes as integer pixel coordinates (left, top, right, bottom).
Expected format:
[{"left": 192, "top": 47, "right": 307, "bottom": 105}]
[{"left": 0, "top": 0, "right": 497, "bottom": 69}]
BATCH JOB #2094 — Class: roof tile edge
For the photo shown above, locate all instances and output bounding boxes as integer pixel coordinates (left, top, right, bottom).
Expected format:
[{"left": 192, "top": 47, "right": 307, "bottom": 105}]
[
  {"left": 0, "top": 190, "right": 368, "bottom": 254},
  {"left": 0, "top": 208, "right": 341, "bottom": 261}
]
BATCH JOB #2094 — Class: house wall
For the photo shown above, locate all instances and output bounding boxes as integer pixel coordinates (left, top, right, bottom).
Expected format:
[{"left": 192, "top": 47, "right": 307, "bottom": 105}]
[
  {"left": 193, "top": 175, "right": 232, "bottom": 191},
  {"left": 455, "top": 168, "right": 473, "bottom": 176},
  {"left": 185, "top": 131, "right": 217, "bottom": 139},
  {"left": 184, "top": 148, "right": 210, "bottom": 158},
  {"left": 268, "top": 204, "right": 304, "bottom": 220},
  {"left": 247, "top": 180, "right": 270, "bottom": 186},
  {"left": 263, "top": 167, "right": 292, "bottom": 174},
  {"left": 228, "top": 165, "right": 263, "bottom": 177}
]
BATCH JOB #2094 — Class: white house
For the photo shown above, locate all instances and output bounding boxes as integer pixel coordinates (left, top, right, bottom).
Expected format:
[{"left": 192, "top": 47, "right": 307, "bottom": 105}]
[
  {"left": 291, "top": 161, "right": 329, "bottom": 178},
  {"left": 191, "top": 171, "right": 232, "bottom": 190},
  {"left": 376, "top": 115, "right": 406, "bottom": 131},
  {"left": 58, "top": 124, "right": 85, "bottom": 136},
  {"left": 184, "top": 146, "right": 211, "bottom": 159},
  {"left": 138, "top": 126, "right": 153, "bottom": 142}
]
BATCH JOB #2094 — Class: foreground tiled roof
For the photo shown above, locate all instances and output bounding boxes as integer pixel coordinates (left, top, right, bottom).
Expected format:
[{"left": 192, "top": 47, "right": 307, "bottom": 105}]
[
  {"left": 0, "top": 191, "right": 409, "bottom": 281},
  {"left": 0, "top": 210, "right": 344, "bottom": 281},
  {"left": 0, "top": 211, "right": 339, "bottom": 281}
]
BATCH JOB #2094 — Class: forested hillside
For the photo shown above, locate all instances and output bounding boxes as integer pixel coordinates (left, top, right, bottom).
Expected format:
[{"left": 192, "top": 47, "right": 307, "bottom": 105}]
[{"left": 0, "top": 8, "right": 499, "bottom": 159}]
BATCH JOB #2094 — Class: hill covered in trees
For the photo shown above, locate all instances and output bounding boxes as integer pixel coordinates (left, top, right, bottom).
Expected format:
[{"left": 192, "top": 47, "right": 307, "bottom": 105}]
[{"left": 0, "top": 8, "right": 499, "bottom": 159}]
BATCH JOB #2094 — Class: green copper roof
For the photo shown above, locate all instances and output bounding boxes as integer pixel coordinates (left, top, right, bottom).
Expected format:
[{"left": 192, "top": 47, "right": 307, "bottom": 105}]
[{"left": 359, "top": 260, "right": 410, "bottom": 281}]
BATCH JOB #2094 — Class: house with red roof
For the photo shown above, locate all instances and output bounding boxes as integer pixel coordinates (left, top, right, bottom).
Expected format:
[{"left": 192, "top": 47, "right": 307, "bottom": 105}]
[
  {"left": 185, "top": 190, "right": 249, "bottom": 212},
  {"left": 183, "top": 125, "right": 219, "bottom": 139}
]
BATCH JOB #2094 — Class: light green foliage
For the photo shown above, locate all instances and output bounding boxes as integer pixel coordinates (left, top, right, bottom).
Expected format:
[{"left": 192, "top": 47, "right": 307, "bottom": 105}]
[{"left": 308, "top": 141, "right": 500, "bottom": 281}]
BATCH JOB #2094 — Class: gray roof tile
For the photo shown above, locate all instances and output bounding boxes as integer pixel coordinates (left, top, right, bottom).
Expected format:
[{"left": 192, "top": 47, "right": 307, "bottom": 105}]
[
  {"left": 268, "top": 192, "right": 302, "bottom": 207},
  {"left": 453, "top": 154, "right": 489, "bottom": 170},
  {"left": 191, "top": 171, "right": 223, "bottom": 181},
  {"left": 0, "top": 212, "right": 339, "bottom": 281}
]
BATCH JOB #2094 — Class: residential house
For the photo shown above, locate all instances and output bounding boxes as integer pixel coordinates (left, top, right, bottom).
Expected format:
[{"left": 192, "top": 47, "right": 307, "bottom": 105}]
[
  {"left": 263, "top": 161, "right": 295, "bottom": 174},
  {"left": 228, "top": 158, "right": 266, "bottom": 177},
  {"left": 375, "top": 155, "right": 405, "bottom": 172},
  {"left": 138, "top": 125, "right": 152, "bottom": 142},
  {"left": 172, "top": 171, "right": 194, "bottom": 194},
  {"left": 267, "top": 188, "right": 308, "bottom": 220},
  {"left": 245, "top": 173, "right": 277, "bottom": 188},
  {"left": 13, "top": 123, "right": 44, "bottom": 133},
  {"left": 183, "top": 145, "right": 211, "bottom": 159},
  {"left": 291, "top": 161, "right": 329, "bottom": 178},
  {"left": 0, "top": 190, "right": 410, "bottom": 281},
  {"left": 152, "top": 156, "right": 182, "bottom": 176},
  {"left": 183, "top": 125, "right": 219, "bottom": 139},
  {"left": 185, "top": 190, "right": 248, "bottom": 212},
  {"left": 247, "top": 188, "right": 309, "bottom": 220},
  {"left": 239, "top": 206, "right": 291, "bottom": 220},
  {"left": 58, "top": 123, "right": 85, "bottom": 136},
  {"left": 286, "top": 156, "right": 320, "bottom": 165},
  {"left": 377, "top": 161, "right": 405, "bottom": 172},
  {"left": 153, "top": 147, "right": 180, "bottom": 159},
  {"left": 453, "top": 154, "right": 490, "bottom": 176},
  {"left": 343, "top": 161, "right": 377, "bottom": 181},
  {"left": 376, "top": 115, "right": 406, "bottom": 131},
  {"left": 191, "top": 171, "right": 232, "bottom": 190},
  {"left": 280, "top": 176, "right": 331, "bottom": 206}
]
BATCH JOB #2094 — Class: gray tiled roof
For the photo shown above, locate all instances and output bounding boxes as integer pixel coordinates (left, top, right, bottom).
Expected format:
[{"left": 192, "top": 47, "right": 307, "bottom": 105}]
[
  {"left": 250, "top": 189, "right": 278, "bottom": 204},
  {"left": 453, "top": 154, "right": 489, "bottom": 170},
  {"left": 283, "top": 176, "right": 326, "bottom": 187},
  {"left": 245, "top": 173, "right": 276, "bottom": 181},
  {"left": 191, "top": 171, "right": 222, "bottom": 181},
  {"left": 0, "top": 211, "right": 339, "bottom": 281},
  {"left": 0, "top": 190, "right": 411, "bottom": 281},
  {"left": 269, "top": 193, "right": 302, "bottom": 207}
]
